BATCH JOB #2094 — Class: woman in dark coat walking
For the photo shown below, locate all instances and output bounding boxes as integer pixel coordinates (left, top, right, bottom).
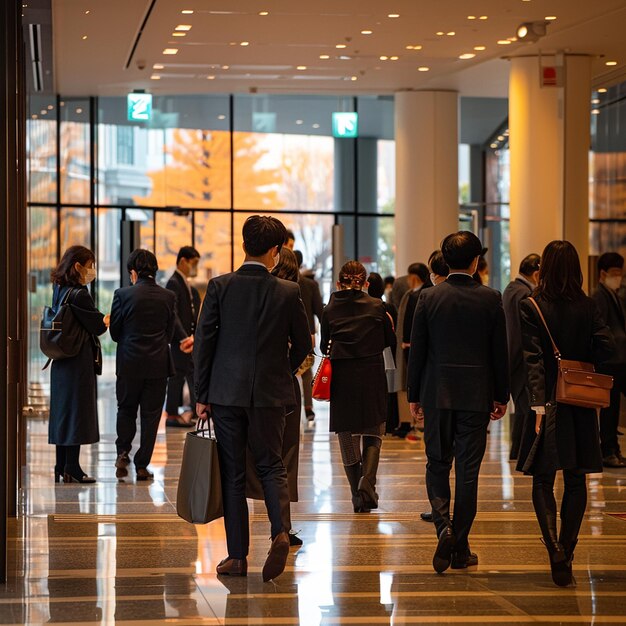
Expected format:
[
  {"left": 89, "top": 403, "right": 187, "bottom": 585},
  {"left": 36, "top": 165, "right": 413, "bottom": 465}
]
[
  {"left": 518, "top": 240, "right": 614, "bottom": 586},
  {"left": 321, "top": 261, "right": 396, "bottom": 513},
  {"left": 49, "top": 246, "right": 108, "bottom": 483}
]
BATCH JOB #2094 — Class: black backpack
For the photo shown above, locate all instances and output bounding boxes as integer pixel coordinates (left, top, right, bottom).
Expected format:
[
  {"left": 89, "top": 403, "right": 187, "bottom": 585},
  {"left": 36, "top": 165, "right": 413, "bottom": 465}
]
[{"left": 40, "top": 287, "right": 88, "bottom": 362}]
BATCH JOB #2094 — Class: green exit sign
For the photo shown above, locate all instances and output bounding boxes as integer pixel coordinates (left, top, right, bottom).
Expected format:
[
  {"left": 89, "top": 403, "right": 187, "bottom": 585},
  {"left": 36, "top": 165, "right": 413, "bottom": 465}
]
[
  {"left": 332, "top": 112, "right": 358, "bottom": 138},
  {"left": 127, "top": 93, "right": 153, "bottom": 122}
]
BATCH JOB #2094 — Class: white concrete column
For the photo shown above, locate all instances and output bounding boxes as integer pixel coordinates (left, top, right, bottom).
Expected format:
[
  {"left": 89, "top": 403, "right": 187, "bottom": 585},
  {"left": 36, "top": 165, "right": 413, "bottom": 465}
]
[
  {"left": 509, "top": 55, "right": 592, "bottom": 286},
  {"left": 395, "top": 91, "right": 459, "bottom": 274}
]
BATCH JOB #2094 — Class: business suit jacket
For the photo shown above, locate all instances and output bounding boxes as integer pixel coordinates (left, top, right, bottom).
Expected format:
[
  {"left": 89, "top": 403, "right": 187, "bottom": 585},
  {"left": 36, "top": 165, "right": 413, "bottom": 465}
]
[
  {"left": 194, "top": 263, "right": 311, "bottom": 408},
  {"left": 110, "top": 277, "right": 176, "bottom": 379},
  {"left": 517, "top": 294, "right": 614, "bottom": 474},
  {"left": 407, "top": 273, "right": 510, "bottom": 412},
  {"left": 502, "top": 276, "right": 534, "bottom": 398},
  {"left": 592, "top": 282, "right": 626, "bottom": 368},
  {"left": 298, "top": 274, "right": 324, "bottom": 334},
  {"left": 166, "top": 270, "right": 201, "bottom": 370}
]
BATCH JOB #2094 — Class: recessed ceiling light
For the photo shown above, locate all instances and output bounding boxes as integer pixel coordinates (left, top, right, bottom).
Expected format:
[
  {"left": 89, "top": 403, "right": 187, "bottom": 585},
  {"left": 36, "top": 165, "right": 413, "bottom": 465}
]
[
  {"left": 605, "top": 60, "right": 618, "bottom": 66},
  {"left": 172, "top": 32, "right": 186, "bottom": 37},
  {"left": 153, "top": 63, "right": 164, "bottom": 69},
  {"left": 591, "top": 109, "right": 600, "bottom": 115},
  {"left": 545, "top": 16, "right": 557, "bottom": 21},
  {"left": 388, "top": 13, "right": 400, "bottom": 18},
  {"left": 459, "top": 53, "right": 476, "bottom": 59},
  {"left": 406, "top": 44, "right": 422, "bottom": 50},
  {"left": 76, "top": 108, "right": 83, "bottom": 114},
  {"left": 296, "top": 119, "right": 304, "bottom": 125},
  {"left": 336, "top": 44, "right": 347, "bottom": 49},
  {"left": 338, "top": 55, "right": 351, "bottom": 60},
  {"left": 319, "top": 54, "right": 330, "bottom": 59},
  {"left": 163, "top": 48, "right": 178, "bottom": 54},
  {"left": 351, "top": 76, "right": 358, "bottom": 81},
  {"left": 312, "top": 123, "right": 320, "bottom": 128},
  {"left": 361, "top": 30, "right": 373, "bottom": 35},
  {"left": 447, "top": 31, "right": 455, "bottom": 36},
  {"left": 259, "top": 11, "right": 269, "bottom": 16},
  {"left": 436, "top": 31, "right": 444, "bottom": 36},
  {"left": 380, "top": 55, "right": 388, "bottom": 60},
  {"left": 467, "top": 15, "right": 476, "bottom": 20},
  {"left": 207, "top": 75, "right": 215, "bottom": 80},
  {"left": 47, "top": 104, "right": 53, "bottom": 109},
  {"left": 474, "top": 46, "right": 486, "bottom": 51},
  {"left": 507, "top": 36, "right": 517, "bottom": 41},
  {"left": 591, "top": 98, "right": 600, "bottom": 104},
  {"left": 218, "top": 115, "right": 226, "bottom": 120},
  {"left": 31, "top": 114, "right": 37, "bottom": 119},
  {"left": 479, "top": 15, "right": 488, "bottom": 20},
  {"left": 490, "top": 143, "right": 498, "bottom": 148},
  {"left": 85, "top": 10, "right": 90, "bottom": 14},
  {"left": 181, "top": 10, "right": 193, "bottom": 14},
  {"left": 81, "top": 35, "right": 87, "bottom": 40},
  {"left": 150, "top": 74, "right": 161, "bottom": 80},
  {"left": 598, "top": 88, "right": 607, "bottom": 93},
  {"left": 175, "top": 24, "right": 192, "bottom": 31},
  {"left": 497, "top": 135, "right": 504, "bottom": 141},
  {"left": 497, "top": 40, "right": 512, "bottom": 45},
  {"left": 390, "top": 55, "right": 399, "bottom": 60},
  {"left": 40, "top": 109, "right": 46, "bottom": 115},
  {"left": 417, "top": 66, "right": 430, "bottom": 71},
  {"left": 222, "top": 65, "right": 229, "bottom": 69},
  {"left": 240, "top": 41, "right": 249, "bottom": 46},
  {"left": 297, "top": 65, "right": 307, "bottom": 70}
]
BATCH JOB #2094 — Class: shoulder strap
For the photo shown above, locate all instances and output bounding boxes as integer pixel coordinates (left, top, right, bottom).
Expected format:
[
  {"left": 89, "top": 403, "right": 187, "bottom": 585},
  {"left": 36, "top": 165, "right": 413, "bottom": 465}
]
[{"left": 528, "top": 297, "right": 561, "bottom": 359}]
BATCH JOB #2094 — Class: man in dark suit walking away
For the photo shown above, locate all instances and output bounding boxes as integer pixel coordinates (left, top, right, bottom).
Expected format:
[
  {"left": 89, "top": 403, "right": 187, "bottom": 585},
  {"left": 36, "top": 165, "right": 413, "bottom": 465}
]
[
  {"left": 165, "top": 246, "right": 201, "bottom": 428},
  {"left": 502, "top": 253, "right": 540, "bottom": 460},
  {"left": 407, "top": 231, "right": 509, "bottom": 573},
  {"left": 194, "top": 216, "right": 311, "bottom": 582},
  {"left": 592, "top": 252, "right": 626, "bottom": 468},
  {"left": 110, "top": 249, "right": 176, "bottom": 481}
]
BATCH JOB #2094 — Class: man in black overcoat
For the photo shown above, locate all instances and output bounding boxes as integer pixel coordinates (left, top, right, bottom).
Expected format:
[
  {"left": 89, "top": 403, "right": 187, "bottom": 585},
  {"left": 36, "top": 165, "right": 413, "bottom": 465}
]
[
  {"left": 592, "top": 252, "right": 626, "bottom": 468},
  {"left": 110, "top": 249, "right": 176, "bottom": 481},
  {"left": 165, "top": 246, "right": 201, "bottom": 427},
  {"left": 407, "top": 231, "right": 509, "bottom": 573},
  {"left": 194, "top": 216, "right": 311, "bottom": 582},
  {"left": 502, "top": 253, "right": 540, "bottom": 460}
]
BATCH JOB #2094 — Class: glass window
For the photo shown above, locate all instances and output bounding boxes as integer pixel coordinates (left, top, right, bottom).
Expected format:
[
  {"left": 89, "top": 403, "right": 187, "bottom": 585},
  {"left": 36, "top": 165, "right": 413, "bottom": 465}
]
[
  {"left": 60, "top": 206, "right": 91, "bottom": 250},
  {"left": 27, "top": 96, "right": 57, "bottom": 204},
  {"left": 60, "top": 98, "right": 91, "bottom": 204},
  {"left": 193, "top": 211, "right": 232, "bottom": 282},
  {"left": 154, "top": 211, "right": 192, "bottom": 284},
  {"left": 116, "top": 125, "right": 134, "bottom": 166}
]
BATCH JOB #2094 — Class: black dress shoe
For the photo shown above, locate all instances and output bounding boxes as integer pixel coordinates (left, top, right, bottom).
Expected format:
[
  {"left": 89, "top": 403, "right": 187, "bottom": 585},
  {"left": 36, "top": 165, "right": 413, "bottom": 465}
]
[
  {"left": 420, "top": 511, "right": 433, "bottom": 522},
  {"left": 433, "top": 527, "right": 456, "bottom": 573},
  {"left": 603, "top": 454, "right": 626, "bottom": 468},
  {"left": 216, "top": 557, "right": 248, "bottom": 577},
  {"left": 262, "top": 531, "right": 290, "bottom": 582},
  {"left": 136, "top": 468, "right": 154, "bottom": 481},
  {"left": 451, "top": 549, "right": 478, "bottom": 569},
  {"left": 63, "top": 472, "right": 96, "bottom": 484},
  {"left": 542, "top": 540, "right": 571, "bottom": 587},
  {"left": 288, "top": 531, "right": 303, "bottom": 547},
  {"left": 115, "top": 452, "right": 130, "bottom": 478}
]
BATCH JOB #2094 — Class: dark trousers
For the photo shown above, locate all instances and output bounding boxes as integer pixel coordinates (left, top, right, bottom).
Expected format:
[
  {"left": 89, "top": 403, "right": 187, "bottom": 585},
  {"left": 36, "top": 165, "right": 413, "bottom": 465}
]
[
  {"left": 165, "top": 360, "right": 195, "bottom": 416},
  {"left": 424, "top": 408, "right": 490, "bottom": 552},
  {"left": 115, "top": 376, "right": 167, "bottom": 469},
  {"left": 509, "top": 385, "right": 529, "bottom": 461},
  {"left": 532, "top": 469, "right": 587, "bottom": 551},
  {"left": 212, "top": 404, "right": 291, "bottom": 560},
  {"left": 599, "top": 370, "right": 626, "bottom": 458},
  {"left": 301, "top": 366, "right": 313, "bottom": 409}
]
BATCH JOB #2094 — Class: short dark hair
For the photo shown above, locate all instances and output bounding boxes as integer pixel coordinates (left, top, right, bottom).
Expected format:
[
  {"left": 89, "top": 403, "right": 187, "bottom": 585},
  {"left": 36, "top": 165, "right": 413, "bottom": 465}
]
[
  {"left": 176, "top": 246, "right": 200, "bottom": 265},
  {"left": 597, "top": 252, "right": 624, "bottom": 275},
  {"left": 285, "top": 229, "right": 295, "bottom": 243},
  {"left": 243, "top": 215, "right": 287, "bottom": 257},
  {"left": 271, "top": 248, "right": 299, "bottom": 283},
  {"left": 407, "top": 262, "right": 430, "bottom": 284},
  {"left": 127, "top": 249, "right": 158, "bottom": 279},
  {"left": 367, "top": 272, "right": 385, "bottom": 299},
  {"left": 428, "top": 250, "right": 449, "bottom": 278},
  {"left": 294, "top": 249, "right": 304, "bottom": 267},
  {"left": 536, "top": 240, "right": 584, "bottom": 302},
  {"left": 519, "top": 253, "right": 541, "bottom": 276},
  {"left": 51, "top": 245, "right": 96, "bottom": 287},
  {"left": 441, "top": 231, "right": 483, "bottom": 270},
  {"left": 383, "top": 275, "right": 395, "bottom": 287}
]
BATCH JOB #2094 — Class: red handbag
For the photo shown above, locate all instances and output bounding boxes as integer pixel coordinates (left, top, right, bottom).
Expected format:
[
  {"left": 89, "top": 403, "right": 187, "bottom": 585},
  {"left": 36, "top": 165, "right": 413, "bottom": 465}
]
[{"left": 312, "top": 340, "right": 332, "bottom": 402}]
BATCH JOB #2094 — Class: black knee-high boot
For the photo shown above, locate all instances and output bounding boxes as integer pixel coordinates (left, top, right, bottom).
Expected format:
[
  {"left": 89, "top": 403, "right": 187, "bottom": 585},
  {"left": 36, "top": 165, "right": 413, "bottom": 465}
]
[
  {"left": 358, "top": 445, "right": 380, "bottom": 510},
  {"left": 54, "top": 446, "right": 65, "bottom": 483},
  {"left": 343, "top": 463, "right": 368, "bottom": 513}
]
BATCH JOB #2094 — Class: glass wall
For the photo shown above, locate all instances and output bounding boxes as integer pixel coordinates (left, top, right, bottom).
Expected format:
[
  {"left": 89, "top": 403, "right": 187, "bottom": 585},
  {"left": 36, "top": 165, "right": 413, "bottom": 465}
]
[{"left": 26, "top": 92, "right": 396, "bottom": 382}]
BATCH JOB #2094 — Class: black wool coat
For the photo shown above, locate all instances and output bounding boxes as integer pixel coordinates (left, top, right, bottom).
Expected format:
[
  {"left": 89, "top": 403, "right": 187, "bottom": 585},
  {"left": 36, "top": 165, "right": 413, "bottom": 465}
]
[
  {"left": 166, "top": 271, "right": 201, "bottom": 372},
  {"left": 49, "top": 285, "right": 107, "bottom": 445}
]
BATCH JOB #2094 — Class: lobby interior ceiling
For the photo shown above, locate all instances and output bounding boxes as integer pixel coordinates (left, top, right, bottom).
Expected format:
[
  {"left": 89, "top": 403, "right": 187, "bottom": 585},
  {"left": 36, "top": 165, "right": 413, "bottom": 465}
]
[{"left": 41, "top": 0, "right": 626, "bottom": 97}]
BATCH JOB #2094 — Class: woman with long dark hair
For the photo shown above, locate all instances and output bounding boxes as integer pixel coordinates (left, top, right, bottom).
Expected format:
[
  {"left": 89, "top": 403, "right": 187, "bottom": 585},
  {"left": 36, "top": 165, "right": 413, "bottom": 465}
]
[
  {"left": 321, "top": 261, "right": 396, "bottom": 512},
  {"left": 518, "top": 240, "right": 613, "bottom": 586},
  {"left": 49, "top": 245, "right": 108, "bottom": 483}
]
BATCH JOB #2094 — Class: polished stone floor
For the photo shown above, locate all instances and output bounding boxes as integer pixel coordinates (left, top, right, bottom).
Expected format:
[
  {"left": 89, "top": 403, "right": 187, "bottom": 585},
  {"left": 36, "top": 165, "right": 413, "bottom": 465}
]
[{"left": 2, "top": 379, "right": 626, "bottom": 625}]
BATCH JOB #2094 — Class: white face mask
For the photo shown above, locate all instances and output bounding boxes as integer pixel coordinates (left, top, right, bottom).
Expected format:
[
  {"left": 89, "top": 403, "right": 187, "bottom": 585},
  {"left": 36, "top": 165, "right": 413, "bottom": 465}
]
[
  {"left": 82, "top": 267, "right": 97, "bottom": 284},
  {"left": 605, "top": 276, "right": 622, "bottom": 291},
  {"left": 188, "top": 265, "right": 198, "bottom": 278}
]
